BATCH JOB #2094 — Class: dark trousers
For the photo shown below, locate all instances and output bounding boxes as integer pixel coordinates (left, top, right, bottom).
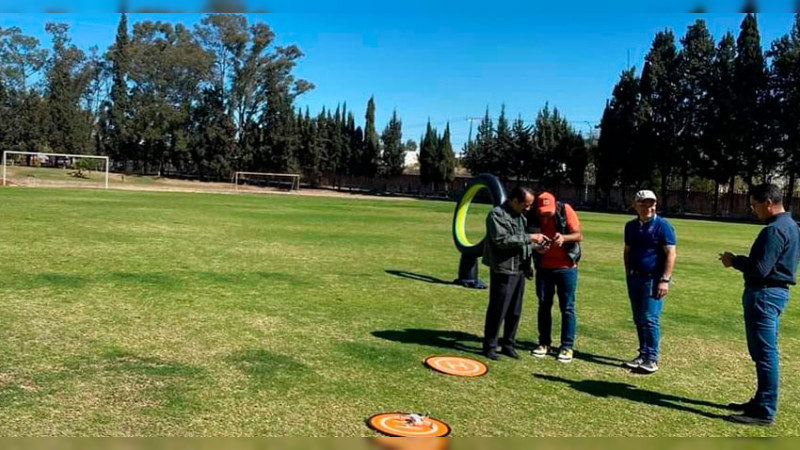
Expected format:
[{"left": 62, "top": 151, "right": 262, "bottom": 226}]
[
  {"left": 483, "top": 271, "right": 525, "bottom": 351},
  {"left": 536, "top": 267, "right": 578, "bottom": 349},
  {"left": 742, "top": 287, "right": 789, "bottom": 420}
]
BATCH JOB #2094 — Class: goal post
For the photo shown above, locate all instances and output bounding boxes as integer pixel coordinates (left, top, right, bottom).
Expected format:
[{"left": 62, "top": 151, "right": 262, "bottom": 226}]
[
  {"left": 233, "top": 172, "right": 301, "bottom": 192},
  {"left": 2, "top": 151, "right": 110, "bottom": 189}
]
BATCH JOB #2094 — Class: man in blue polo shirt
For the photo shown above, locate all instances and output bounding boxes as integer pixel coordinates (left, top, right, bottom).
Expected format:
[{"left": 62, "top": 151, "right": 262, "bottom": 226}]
[
  {"left": 720, "top": 183, "right": 800, "bottom": 426},
  {"left": 622, "top": 190, "right": 677, "bottom": 374}
]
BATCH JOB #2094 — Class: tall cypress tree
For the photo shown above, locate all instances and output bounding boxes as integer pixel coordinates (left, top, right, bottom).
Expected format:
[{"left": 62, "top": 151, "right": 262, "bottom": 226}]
[
  {"left": 511, "top": 115, "right": 532, "bottom": 182},
  {"left": 438, "top": 122, "right": 456, "bottom": 187},
  {"left": 706, "top": 33, "right": 739, "bottom": 215},
  {"left": 495, "top": 105, "right": 512, "bottom": 181},
  {"left": 107, "top": 12, "right": 131, "bottom": 165},
  {"left": 639, "top": 30, "right": 681, "bottom": 212},
  {"left": 767, "top": 14, "right": 800, "bottom": 210},
  {"left": 677, "top": 19, "right": 715, "bottom": 212},
  {"left": 380, "top": 109, "right": 404, "bottom": 177},
  {"left": 362, "top": 95, "right": 379, "bottom": 178},
  {"left": 419, "top": 120, "right": 439, "bottom": 187},
  {"left": 734, "top": 13, "right": 770, "bottom": 185}
]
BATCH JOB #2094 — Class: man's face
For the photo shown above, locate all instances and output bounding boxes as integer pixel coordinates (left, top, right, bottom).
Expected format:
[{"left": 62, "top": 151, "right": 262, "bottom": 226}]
[
  {"left": 511, "top": 193, "right": 534, "bottom": 215},
  {"left": 634, "top": 199, "right": 656, "bottom": 220},
  {"left": 749, "top": 196, "right": 772, "bottom": 221}
]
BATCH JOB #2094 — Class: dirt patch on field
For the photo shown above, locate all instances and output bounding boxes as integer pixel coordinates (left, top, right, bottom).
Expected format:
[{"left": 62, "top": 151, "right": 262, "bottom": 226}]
[{"left": 1, "top": 173, "right": 414, "bottom": 201}]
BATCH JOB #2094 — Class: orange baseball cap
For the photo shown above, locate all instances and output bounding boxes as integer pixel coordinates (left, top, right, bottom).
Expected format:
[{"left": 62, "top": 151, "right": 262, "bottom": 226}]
[{"left": 536, "top": 192, "right": 556, "bottom": 215}]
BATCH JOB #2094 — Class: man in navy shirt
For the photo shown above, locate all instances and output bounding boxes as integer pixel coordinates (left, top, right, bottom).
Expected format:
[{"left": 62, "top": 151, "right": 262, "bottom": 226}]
[
  {"left": 623, "top": 190, "right": 677, "bottom": 374},
  {"left": 720, "top": 183, "right": 800, "bottom": 426}
]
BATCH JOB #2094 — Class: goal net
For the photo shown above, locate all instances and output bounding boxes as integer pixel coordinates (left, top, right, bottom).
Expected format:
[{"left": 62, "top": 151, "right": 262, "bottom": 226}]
[
  {"left": 2, "top": 151, "right": 110, "bottom": 189},
  {"left": 233, "top": 172, "right": 301, "bottom": 192}
]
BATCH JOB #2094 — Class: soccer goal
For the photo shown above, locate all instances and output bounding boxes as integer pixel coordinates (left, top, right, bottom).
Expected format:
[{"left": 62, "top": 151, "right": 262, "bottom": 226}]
[
  {"left": 2, "top": 151, "right": 110, "bottom": 189},
  {"left": 233, "top": 172, "right": 301, "bottom": 192}
]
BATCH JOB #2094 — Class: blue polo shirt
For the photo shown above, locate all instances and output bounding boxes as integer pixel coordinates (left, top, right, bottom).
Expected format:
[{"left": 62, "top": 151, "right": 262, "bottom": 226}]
[{"left": 624, "top": 214, "right": 677, "bottom": 275}]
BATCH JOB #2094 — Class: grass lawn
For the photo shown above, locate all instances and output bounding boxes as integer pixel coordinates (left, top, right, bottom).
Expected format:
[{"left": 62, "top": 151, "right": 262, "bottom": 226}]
[{"left": 0, "top": 187, "right": 798, "bottom": 436}]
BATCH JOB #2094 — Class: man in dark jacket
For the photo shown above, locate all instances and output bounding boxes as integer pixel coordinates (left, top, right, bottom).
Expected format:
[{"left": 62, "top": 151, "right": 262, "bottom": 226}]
[
  {"left": 721, "top": 183, "right": 800, "bottom": 426},
  {"left": 481, "top": 186, "right": 541, "bottom": 360}
]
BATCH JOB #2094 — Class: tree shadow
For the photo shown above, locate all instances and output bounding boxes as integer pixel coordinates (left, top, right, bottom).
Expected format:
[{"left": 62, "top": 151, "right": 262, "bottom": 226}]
[
  {"left": 385, "top": 270, "right": 454, "bottom": 285},
  {"left": 533, "top": 373, "right": 729, "bottom": 420},
  {"left": 572, "top": 351, "right": 629, "bottom": 368},
  {"left": 372, "top": 328, "right": 536, "bottom": 355}
]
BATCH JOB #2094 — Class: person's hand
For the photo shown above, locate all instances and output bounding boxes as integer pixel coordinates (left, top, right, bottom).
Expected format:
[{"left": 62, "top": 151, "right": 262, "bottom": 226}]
[
  {"left": 524, "top": 265, "right": 534, "bottom": 280},
  {"left": 553, "top": 233, "right": 565, "bottom": 247},
  {"left": 656, "top": 281, "right": 669, "bottom": 299},
  {"left": 719, "top": 251, "right": 735, "bottom": 268},
  {"left": 529, "top": 233, "right": 545, "bottom": 244}
]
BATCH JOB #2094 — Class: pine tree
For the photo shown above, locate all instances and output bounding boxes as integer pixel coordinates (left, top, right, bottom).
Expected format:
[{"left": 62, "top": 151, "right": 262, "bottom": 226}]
[
  {"left": 734, "top": 13, "right": 770, "bottom": 185},
  {"left": 767, "top": 14, "right": 800, "bottom": 209},
  {"left": 639, "top": 30, "right": 681, "bottom": 211},
  {"left": 677, "top": 19, "right": 716, "bottom": 212},
  {"left": 380, "top": 109, "right": 404, "bottom": 177},
  {"left": 106, "top": 13, "right": 131, "bottom": 165},
  {"left": 511, "top": 115, "right": 532, "bottom": 181},
  {"left": 438, "top": 122, "right": 456, "bottom": 186},
  {"left": 419, "top": 120, "right": 439, "bottom": 187},
  {"left": 495, "top": 105, "right": 512, "bottom": 181},
  {"left": 362, "top": 96, "right": 379, "bottom": 177}
]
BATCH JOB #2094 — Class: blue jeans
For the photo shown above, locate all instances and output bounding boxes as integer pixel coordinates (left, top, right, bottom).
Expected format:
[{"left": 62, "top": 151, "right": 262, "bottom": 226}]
[
  {"left": 742, "top": 287, "right": 789, "bottom": 420},
  {"left": 536, "top": 268, "right": 578, "bottom": 349},
  {"left": 627, "top": 276, "right": 663, "bottom": 362}
]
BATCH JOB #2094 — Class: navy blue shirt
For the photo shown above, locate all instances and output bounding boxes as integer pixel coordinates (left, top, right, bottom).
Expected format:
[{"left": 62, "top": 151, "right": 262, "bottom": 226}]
[
  {"left": 733, "top": 212, "right": 800, "bottom": 288},
  {"left": 624, "top": 215, "right": 677, "bottom": 275}
]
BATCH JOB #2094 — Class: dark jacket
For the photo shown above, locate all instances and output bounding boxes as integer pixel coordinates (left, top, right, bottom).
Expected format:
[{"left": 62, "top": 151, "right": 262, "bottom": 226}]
[
  {"left": 733, "top": 212, "right": 800, "bottom": 288},
  {"left": 482, "top": 202, "right": 533, "bottom": 274}
]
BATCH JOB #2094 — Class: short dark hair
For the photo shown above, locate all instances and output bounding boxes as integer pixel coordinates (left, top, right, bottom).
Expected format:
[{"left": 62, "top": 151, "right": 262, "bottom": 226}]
[
  {"left": 508, "top": 186, "right": 533, "bottom": 203},
  {"left": 749, "top": 183, "right": 783, "bottom": 204}
]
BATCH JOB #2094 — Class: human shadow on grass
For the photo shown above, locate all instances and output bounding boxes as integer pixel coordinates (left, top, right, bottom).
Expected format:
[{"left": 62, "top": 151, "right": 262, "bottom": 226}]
[
  {"left": 385, "top": 270, "right": 454, "bottom": 286},
  {"left": 534, "top": 374, "right": 729, "bottom": 420},
  {"left": 372, "top": 328, "right": 536, "bottom": 356},
  {"left": 572, "top": 351, "right": 629, "bottom": 368}
]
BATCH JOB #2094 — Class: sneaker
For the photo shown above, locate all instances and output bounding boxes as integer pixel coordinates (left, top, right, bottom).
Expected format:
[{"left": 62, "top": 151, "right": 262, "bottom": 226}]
[
  {"left": 531, "top": 345, "right": 550, "bottom": 358},
  {"left": 500, "top": 347, "right": 520, "bottom": 359},
  {"left": 622, "top": 355, "right": 644, "bottom": 369},
  {"left": 636, "top": 360, "right": 659, "bottom": 374},
  {"left": 557, "top": 348, "right": 573, "bottom": 363},
  {"left": 727, "top": 413, "right": 773, "bottom": 426}
]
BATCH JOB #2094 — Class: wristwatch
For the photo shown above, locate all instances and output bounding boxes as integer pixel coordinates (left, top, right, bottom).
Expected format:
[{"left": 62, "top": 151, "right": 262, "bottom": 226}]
[{"left": 660, "top": 277, "right": 671, "bottom": 284}]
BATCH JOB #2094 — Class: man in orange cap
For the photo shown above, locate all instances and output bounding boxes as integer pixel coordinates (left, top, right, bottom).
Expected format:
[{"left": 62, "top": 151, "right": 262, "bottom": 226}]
[{"left": 527, "top": 192, "right": 583, "bottom": 363}]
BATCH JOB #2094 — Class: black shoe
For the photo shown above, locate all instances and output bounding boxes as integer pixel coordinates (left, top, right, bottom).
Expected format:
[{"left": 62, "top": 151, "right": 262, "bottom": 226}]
[
  {"left": 727, "top": 413, "right": 773, "bottom": 426},
  {"left": 482, "top": 350, "right": 500, "bottom": 361},
  {"left": 500, "top": 347, "right": 519, "bottom": 359},
  {"left": 727, "top": 400, "right": 754, "bottom": 411}
]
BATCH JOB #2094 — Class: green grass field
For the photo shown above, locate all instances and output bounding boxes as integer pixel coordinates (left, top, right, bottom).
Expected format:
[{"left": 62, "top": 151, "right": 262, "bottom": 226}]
[{"left": 1, "top": 187, "right": 799, "bottom": 436}]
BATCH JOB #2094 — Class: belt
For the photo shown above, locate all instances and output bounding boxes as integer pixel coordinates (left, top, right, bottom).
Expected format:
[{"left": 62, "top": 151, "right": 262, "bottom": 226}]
[
  {"left": 628, "top": 270, "right": 656, "bottom": 277},
  {"left": 747, "top": 281, "right": 790, "bottom": 290}
]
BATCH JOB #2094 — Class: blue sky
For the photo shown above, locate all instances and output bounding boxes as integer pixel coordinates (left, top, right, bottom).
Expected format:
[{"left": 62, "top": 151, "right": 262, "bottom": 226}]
[{"left": 2, "top": 10, "right": 799, "bottom": 152}]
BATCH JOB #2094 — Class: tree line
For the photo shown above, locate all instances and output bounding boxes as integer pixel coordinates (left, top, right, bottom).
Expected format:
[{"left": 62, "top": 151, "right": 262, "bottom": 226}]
[
  {"left": 3, "top": 13, "right": 800, "bottom": 213},
  {"left": 0, "top": 14, "right": 432, "bottom": 184},
  {"left": 596, "top": 14, "right": 800, "bottom": 214}
]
